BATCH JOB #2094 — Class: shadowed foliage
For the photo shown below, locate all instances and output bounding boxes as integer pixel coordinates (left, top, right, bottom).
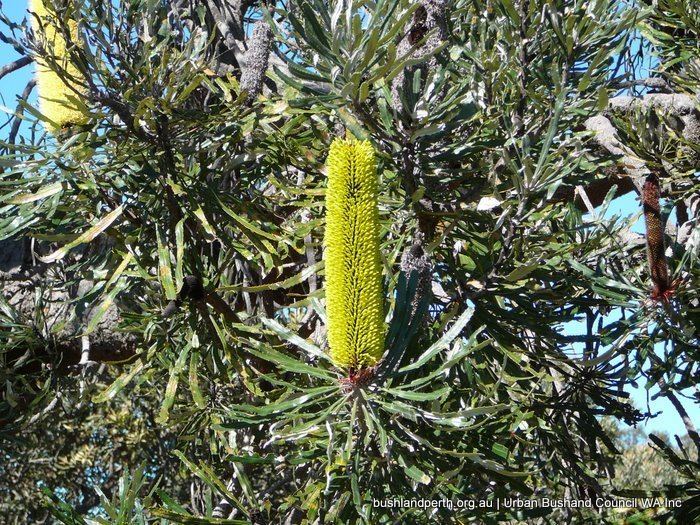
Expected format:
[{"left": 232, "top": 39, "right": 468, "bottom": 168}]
[{"left": 0, "top": 1, "right": 698, "bottom": 524}]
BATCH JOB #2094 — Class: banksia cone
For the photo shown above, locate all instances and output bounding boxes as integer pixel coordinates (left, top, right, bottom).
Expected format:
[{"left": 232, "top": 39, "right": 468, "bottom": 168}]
[
  {"left": 391, "top": 0, "right": 448, "bottom": 112},
  {"left": 325, "top": 139, "right": 385, "bottom": 370},
  {"left": 30, "top": 0, "right": 87, "bottom": 131},
  {"left": 239, "top": 19, "right": 272, "bottom": 100},
  {"left": 642, "top": 173, "right": 671, "bottom": 299}
]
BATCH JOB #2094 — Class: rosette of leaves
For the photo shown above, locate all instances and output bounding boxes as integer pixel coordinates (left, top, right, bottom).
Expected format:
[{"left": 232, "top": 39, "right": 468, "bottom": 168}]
[
  {"left": 205, "top": 136, "right": 525, "bottom": 521},
  {"left": 216, "top": 271, "right": 529, "bottom": 523}
]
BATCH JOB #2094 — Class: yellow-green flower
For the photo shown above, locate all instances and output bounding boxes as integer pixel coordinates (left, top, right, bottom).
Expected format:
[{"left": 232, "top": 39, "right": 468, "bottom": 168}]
[
  {"left": 30, "top": 0, "right": 87, "bottom": 132},
  {"left": 325, "top": 139, "right": 385, "bottom": 370}
]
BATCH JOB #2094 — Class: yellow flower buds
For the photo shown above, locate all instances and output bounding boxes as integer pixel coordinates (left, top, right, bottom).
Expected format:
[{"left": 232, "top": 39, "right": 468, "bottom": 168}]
[
  {"left": 324, "top": 139, "right": 385, "bottom": 370},
  {"left": 30, "top": 0, "right": 87, "bottom": 131}
]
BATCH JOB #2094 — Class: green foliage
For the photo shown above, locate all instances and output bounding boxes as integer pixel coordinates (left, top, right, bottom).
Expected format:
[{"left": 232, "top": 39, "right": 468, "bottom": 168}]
[{"left": 0, "top": 0, "right": 698, "bottom": 523}]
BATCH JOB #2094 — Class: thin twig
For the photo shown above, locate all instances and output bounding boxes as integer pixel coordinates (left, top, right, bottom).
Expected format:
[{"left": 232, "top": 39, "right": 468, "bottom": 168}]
[
  {"left": 0, "top": 55, "right": 32, "bottom": 82},
  {"left": 665, "top": 388, "right": 700, "bottom": 456},
  {"left": 8, "top": 79, "right": 36, "bottom": 147}
]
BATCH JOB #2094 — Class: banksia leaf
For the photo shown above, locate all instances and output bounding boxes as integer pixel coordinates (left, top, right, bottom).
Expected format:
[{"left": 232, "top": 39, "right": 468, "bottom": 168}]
[
  {"left": 325, "top": 139, "right": 385, "bottom": 370},
  {"left": 30, "top": 0, "right": 87, "bottom": 132},
  {"left": 642, "top": 172, "right": 671, "bottom": 300}
]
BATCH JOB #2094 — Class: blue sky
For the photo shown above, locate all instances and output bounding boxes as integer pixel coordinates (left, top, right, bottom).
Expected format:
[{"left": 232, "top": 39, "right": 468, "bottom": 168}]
[
  {"left": 0, "top": 2, "right": 35, "bottom": 137},
  {"left": 1, "top": 1, "right": 696, "bottom": 438}
]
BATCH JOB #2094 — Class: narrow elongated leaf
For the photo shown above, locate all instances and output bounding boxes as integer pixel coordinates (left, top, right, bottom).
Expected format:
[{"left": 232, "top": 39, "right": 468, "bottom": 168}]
[
  {"left": 261, "top": 317, "right": 329, "bottom": 362},
  {"left": 399, "top": 307, "right": 474, "bottom": 372},
  {"left": 175, "top": 217, "right": 185, "bottom": 290},
  {"left": 219, "top": 262, "right": 322, "bottom": 292},
  {"left": 85, "top": 252, "right": 134, "bottom": 335},
  {"left": 39, "top": 205, "right": 123, "bottom": 263},
  {"left": 172, "top": 450, "right": 248, "bottom": 516},
  {"left": 151, "top": 509, "right": 248, "bottom": 524},
  {"left": 156, "top": 226, "right": 177, "bottom": 301},
  {"left": 7, "top": 181, "right": 64, "bottom": 204},
  {"left": 156, "top": 343, "right": 191, "bottom": 423},
  {"left": 189, "top": 350, "right": 207, "bottom": 409},
  {"left": 93, "top": 360, "right": 145, "bottom": 403}
]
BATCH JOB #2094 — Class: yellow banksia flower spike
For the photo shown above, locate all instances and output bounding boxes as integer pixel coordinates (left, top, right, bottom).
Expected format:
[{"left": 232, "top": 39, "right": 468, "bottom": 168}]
[
  {"left": 30, "top": 0, "right": 87, "bottom": 132},
  {"left": 325, "top": 138, "right": 385, "bottom": 370}
]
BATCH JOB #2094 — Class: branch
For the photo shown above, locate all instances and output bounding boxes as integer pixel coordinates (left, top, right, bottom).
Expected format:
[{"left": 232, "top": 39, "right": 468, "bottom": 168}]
[
  {"left": 607, "top": 93, "right": 698, "bottom": 116},
  {"left": 559, "top": 93, "right": 700, "bottom": 209},
  {"left": 665, "top": 390, "right": 700, "bottom": 456},
  {"left": 203, "top": 0, "right": 254, "bottom": 73},
  {"left": 0, "top": 55, "right": 32, "bottom": 82},
  {"left": 656, "top": 375, "right": 700, "bottom": 457},
  {"left": 612, "top": 77, "right": 672, "bottom": 93},
  {"left": 93, "top": 91, "right": 155, "bottom": 143},
  {"left": 1, "top": 240, "right": 137, "bottom": 375},
  {"left": 7, "top": 79, "right": 36, "bottom": 147},
  {"left": 393, "top": 2, "right": 450, "bottom": 326}
]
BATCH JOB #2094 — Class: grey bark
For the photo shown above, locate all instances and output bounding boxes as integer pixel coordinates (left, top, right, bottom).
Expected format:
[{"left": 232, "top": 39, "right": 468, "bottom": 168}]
[
  {"left": 0, "top": 55, "right": 32, "bottom": 82},
  {"left": 399, "top": 231, "right": 432, "bottom": 325},
  {"left": 202, "top": 0, "right": 255, "bottom": 73},
  {"left": 567, "top": 93, "right": 700, "bottom": 211},
  {"left": 0, "top": 239, "right": 137, "bottom": 370}
]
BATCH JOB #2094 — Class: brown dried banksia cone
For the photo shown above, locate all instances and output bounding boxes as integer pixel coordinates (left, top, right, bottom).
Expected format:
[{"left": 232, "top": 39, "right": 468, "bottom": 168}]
[{"left": 642, "top": 172, "right": 671, "bottom": 300}]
